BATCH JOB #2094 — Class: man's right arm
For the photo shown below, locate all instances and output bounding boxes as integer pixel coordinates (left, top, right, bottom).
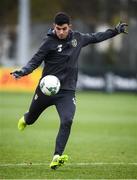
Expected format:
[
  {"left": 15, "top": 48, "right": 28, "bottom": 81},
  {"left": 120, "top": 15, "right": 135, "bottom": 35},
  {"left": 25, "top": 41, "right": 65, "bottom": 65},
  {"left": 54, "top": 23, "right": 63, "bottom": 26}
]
[{"left": 11, "top": 37, "right": 50, "bottom": 79}]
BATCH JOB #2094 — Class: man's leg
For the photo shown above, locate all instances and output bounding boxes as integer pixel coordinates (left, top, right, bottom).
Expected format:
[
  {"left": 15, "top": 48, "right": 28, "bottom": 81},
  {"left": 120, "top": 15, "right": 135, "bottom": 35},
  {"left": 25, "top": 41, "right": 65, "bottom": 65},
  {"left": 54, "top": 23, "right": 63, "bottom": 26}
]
[
  {"left": 50, "top": 91, "right": 76, "bottom": 169},
  {"left": 18, "top": 86, "right": 52, "bottom": 130}
]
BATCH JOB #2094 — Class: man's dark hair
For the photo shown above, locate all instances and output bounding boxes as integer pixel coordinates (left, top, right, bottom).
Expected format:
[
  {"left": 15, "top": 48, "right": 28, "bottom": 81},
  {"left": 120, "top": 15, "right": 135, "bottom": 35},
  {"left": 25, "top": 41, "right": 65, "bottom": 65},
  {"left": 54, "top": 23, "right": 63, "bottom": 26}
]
[{"left": 54, "top": 12, "right": 71, "bottom": 25}]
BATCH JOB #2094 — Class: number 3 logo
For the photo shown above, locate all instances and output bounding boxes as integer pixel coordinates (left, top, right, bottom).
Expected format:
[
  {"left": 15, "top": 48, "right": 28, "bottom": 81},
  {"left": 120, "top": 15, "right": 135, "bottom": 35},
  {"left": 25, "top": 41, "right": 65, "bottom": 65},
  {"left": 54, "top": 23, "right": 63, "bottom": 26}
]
[{"left": 57, "top": 44, "right": 63, "bottom": 52}]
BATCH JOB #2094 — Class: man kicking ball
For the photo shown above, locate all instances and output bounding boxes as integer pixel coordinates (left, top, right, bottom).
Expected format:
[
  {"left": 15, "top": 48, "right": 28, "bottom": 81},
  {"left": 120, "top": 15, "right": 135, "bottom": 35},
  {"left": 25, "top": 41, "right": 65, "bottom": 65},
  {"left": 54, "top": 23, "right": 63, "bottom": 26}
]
[{"left": 11, "top": 12, "right": 128, "bottom": 169}]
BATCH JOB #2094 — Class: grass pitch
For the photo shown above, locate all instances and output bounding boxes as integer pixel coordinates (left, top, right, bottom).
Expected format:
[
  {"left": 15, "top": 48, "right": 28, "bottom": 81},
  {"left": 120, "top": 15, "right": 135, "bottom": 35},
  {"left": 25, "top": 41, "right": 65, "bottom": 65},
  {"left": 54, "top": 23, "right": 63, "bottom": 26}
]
[{"left": 0, "top": 91, "right": 137, "bottom": 179}]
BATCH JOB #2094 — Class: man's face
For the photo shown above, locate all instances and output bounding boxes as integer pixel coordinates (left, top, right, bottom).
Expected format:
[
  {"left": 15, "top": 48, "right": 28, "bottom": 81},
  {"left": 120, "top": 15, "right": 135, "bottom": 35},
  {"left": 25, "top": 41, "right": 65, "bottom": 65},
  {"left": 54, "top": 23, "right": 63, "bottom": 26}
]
[{"left": 54, "top": 24, "right": 71, "bottom": 39}]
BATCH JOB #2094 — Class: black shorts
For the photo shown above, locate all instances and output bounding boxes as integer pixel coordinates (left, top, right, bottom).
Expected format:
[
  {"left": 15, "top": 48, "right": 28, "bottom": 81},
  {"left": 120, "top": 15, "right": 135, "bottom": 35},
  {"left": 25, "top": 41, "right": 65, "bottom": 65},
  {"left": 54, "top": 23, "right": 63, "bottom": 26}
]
[{"left": 24, "top": 86, "right": 76, "bottom": 125}]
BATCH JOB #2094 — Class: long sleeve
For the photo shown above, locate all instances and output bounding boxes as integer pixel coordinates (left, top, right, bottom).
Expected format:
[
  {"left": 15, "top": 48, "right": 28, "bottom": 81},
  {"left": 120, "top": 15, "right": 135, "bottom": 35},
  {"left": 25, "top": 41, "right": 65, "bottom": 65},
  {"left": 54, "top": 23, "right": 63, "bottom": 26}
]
[
  {"left": 81, "top": 29, "right": 118, "bottom": 47},
  {"left": 22, "top": 37, "right": 51, "bottom": 75}
]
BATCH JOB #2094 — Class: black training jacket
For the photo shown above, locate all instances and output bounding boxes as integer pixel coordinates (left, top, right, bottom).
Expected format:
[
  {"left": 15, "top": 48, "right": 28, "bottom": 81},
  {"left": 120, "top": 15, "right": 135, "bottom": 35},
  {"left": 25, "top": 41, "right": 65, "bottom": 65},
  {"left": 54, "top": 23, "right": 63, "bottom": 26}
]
[{"left": 22, "top": 28, "right": 118, "bottom": 90}]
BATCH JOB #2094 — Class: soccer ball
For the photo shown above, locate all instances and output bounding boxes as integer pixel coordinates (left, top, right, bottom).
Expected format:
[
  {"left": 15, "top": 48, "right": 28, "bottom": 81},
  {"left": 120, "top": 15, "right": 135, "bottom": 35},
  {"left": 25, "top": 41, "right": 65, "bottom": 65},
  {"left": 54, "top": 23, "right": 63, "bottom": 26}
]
[{"left": 40, "top": 75, "right": 60, "bottom": 96}]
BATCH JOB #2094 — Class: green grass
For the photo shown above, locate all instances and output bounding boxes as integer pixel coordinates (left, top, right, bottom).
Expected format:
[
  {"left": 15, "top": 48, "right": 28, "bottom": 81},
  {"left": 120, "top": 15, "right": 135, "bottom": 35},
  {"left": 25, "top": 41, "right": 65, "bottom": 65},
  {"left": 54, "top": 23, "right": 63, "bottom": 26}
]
[{"left": 0, "top": 91, "right": 137, "bottom": 179}]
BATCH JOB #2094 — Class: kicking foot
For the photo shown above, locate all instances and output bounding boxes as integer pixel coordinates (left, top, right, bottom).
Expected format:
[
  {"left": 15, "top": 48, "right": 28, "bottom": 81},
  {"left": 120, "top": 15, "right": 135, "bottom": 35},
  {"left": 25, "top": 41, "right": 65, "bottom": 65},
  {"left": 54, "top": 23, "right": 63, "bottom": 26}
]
[
  {"left": 18, "top": 117, "right": 27, "bottom": 131},
  {"left": 50, "top": 154, "right": 68, "bottom": 170}
]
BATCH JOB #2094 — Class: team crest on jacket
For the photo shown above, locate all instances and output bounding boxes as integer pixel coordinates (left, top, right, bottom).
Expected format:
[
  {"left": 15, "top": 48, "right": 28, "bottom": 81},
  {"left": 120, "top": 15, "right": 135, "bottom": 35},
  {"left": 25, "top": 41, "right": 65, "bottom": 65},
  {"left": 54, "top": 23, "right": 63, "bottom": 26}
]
[{"left": 71, "top": 39, "right": 77, "bottom": 47}]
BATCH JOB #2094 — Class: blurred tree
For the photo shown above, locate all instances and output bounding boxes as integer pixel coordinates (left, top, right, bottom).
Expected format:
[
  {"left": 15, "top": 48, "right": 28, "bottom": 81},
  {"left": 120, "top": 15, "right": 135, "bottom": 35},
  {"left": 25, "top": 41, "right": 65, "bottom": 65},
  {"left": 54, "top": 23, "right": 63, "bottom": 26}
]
[
  {"left": 0, "top": 0, "right": 18, "bottom": 25},
  {"left": 0, "top": 0, "right": 135, "bottom": 26},
  {"left": 31, "top": 0, "right": 62, "bottom": 23},
  {"left": 60, "top": 0, "right": 100, "bottom": 23}
]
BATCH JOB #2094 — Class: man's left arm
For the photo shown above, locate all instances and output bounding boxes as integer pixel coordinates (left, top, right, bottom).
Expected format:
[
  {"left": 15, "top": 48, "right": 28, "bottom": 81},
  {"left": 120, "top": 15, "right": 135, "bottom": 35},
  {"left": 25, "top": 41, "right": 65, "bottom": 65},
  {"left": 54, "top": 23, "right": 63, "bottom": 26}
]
[{"left": 81, "top": 22, "right": 128, "bottom": 47}]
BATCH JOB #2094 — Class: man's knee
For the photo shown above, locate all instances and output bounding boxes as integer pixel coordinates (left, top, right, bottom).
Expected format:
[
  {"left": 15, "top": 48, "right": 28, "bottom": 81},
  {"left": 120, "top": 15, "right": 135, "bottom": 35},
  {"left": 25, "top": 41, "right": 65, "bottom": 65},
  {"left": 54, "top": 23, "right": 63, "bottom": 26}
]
[{"left": 61, "top": 115, "right": 73, "bottom": 128}]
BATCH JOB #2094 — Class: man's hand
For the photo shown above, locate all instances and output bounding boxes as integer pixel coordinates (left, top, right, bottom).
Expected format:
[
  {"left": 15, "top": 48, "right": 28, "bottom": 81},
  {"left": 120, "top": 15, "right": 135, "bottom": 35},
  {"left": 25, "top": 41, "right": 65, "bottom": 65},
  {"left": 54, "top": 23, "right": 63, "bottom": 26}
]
[
  {"left": 115, "top": 22, "right": 128, "bottom": 34},
  {"left": 10, "top": 69, "right": 25, "bottom": 79}
]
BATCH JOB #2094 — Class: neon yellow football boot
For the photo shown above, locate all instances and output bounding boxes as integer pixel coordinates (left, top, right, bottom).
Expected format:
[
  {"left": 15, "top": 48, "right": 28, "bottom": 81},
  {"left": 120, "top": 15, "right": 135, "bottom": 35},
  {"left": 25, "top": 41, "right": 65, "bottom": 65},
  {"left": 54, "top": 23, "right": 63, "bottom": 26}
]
[
  {"left": 50, "top": 154, "right": 68, "bottom": 170},
  {"left": 18, "top": 116, "right": 27, "bottom": 131}
]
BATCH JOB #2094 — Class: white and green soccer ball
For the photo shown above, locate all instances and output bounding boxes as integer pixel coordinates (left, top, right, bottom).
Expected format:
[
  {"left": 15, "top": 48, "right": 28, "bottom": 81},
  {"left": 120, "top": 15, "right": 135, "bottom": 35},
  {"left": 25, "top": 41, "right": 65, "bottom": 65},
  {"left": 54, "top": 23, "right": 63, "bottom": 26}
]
[{"left": 40, "top": 75, "right": 61, "bottom": 96}]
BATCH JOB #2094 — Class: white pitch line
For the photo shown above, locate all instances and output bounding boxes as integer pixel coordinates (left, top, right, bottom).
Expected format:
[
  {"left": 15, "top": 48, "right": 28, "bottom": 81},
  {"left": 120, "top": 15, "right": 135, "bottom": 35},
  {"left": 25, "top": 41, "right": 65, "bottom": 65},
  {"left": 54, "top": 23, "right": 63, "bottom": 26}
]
[{"left": 0, "top": 162, "right": 137, "bottom": 167}]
